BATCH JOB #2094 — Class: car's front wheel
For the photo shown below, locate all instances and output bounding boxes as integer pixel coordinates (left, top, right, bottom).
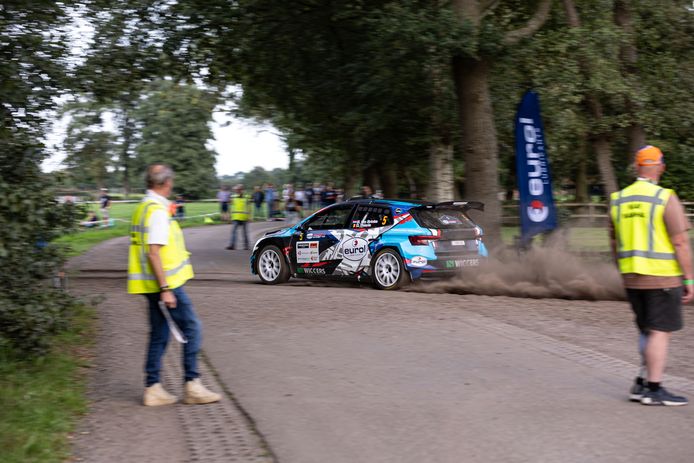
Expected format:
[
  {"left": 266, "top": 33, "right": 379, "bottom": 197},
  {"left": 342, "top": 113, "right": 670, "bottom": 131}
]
[
  {"left": 371, "top": 249, "right": 407, "bottom": 290},
  {"left": 256, "top": 245, "right": 290, "bottom": 284}
]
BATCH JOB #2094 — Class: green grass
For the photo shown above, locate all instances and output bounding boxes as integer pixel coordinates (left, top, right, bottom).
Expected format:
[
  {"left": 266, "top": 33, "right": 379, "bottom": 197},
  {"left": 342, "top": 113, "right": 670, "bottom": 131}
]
[
  {"left": 55, "top": 201, "right": 227, "bottom": 257},
  {"left": 0, "top": 304, "right": 94, "bottom": 463}
]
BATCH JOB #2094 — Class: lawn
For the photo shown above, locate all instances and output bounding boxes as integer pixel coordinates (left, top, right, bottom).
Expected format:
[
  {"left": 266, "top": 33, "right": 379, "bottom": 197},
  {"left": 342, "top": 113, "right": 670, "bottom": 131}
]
[
  {"left": 0, "top": 304, "right": 93, "bottom": 463},
  {"left": 56, "top": 201, "right": 228, "bottom": 256}
]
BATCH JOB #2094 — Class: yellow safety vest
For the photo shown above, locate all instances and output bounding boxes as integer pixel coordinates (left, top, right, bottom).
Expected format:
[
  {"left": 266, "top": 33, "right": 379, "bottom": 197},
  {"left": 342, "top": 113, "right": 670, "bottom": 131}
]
[
  {"left": 127, "top": 199, "right": 194, "bottom": 294},
  {"left": 231, "top": 196, "right": 250, "bottom": 221},
  {"left": 610, "top": 180, "right": 681, "bottom": 276}
]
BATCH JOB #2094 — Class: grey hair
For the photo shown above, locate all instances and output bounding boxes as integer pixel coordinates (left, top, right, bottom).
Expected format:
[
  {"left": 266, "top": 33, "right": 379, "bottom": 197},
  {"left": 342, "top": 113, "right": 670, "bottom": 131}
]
[{"left": 145, "top": 163, "right": 174, "bottom": 189}]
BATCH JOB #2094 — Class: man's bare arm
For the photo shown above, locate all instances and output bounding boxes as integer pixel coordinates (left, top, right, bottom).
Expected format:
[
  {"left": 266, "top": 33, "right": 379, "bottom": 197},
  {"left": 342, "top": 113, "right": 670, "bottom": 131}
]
[{"left": 671, "top": 231, "right": 694, "bottom": 303}]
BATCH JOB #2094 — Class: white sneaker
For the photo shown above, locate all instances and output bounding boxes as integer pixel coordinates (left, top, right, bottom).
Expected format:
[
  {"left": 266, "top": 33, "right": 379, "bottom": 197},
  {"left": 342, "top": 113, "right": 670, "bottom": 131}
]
[
  {"left": 183, "top": 378, "right": 221, "bottom": 404},
  {"left": 143, "top": 383, "right": 178, "bottom": 406}
]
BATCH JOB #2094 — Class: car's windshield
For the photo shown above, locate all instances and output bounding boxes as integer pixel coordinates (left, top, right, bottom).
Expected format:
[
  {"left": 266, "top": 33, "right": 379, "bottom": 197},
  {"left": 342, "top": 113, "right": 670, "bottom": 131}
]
[{"left": 411, "top": 208, "right": 477, "bottom": 229}]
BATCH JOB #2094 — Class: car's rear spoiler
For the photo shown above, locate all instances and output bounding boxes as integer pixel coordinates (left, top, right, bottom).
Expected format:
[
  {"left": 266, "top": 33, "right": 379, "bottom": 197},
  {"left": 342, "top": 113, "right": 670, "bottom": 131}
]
[{"left": 418, "top": 201, "right": 485, "bottom": 212}]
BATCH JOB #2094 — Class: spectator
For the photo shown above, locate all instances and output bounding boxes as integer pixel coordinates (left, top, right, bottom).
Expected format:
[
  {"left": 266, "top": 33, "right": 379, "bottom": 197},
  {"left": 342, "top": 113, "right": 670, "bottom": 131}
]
[
  {"left": 265, "top": 183, "right": 276, "bottom": 219},
  {"left": 82, "top": 211, "right": 100, "bottom": 228},
  {"left": 304, "top": 184, "right": 315, "bottom": 210},
  {"left": 99, "top": 188, "right": 111, "bottom": 222},
  {"left": 284, "top": 191, "right": 303, "bottom": 224},
  {"left": 251, "top": 185, "right": 265, "bottom": 220},
  {"left": 174, "top": 194, "right": 185, "bottom": 220},
  {"left": 217, "top": 185, "right": 231, "bottom": 222},
  {"left": 323, "top": 183, "right": 337, "bottom": 205}
]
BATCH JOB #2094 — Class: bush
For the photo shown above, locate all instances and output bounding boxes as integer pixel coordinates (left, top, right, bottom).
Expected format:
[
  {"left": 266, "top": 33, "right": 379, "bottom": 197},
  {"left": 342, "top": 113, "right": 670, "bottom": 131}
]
[{"left": 0, "top": 148, "right": 82, "bottom": 355}]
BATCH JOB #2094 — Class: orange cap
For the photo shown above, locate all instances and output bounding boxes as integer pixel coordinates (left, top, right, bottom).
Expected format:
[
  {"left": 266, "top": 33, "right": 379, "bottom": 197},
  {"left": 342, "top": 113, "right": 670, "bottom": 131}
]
[{"left": 635, "top": 145, "right": 664, "bottom": 166}]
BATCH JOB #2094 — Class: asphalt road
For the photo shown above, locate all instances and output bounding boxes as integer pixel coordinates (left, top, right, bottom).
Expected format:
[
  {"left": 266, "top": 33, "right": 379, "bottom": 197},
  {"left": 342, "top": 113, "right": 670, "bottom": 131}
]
[{"left": 71, "top": 222, "right": 694, "bottom": 463}]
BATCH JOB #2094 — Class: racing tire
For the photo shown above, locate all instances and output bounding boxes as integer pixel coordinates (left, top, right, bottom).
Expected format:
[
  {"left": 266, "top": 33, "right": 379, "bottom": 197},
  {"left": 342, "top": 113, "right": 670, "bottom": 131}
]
[
  {"left": 371, "top": 248, "right": 407, "bottom": 290},
  {"left": 256, "top": 245, "right": 290, "bottom": 285}
]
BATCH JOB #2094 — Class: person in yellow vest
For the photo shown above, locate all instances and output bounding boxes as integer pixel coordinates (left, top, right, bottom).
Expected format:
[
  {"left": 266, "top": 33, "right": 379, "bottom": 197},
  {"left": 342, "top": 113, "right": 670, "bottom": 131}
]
[
  {"left": 226, "top": 184, "right": 251, "bottom": 250},
  {"left": 128, "top": 163, "right": 221, "bottom": 406},
  {"left": 609, "top": 145, "right": 693, "bottom": 406}
]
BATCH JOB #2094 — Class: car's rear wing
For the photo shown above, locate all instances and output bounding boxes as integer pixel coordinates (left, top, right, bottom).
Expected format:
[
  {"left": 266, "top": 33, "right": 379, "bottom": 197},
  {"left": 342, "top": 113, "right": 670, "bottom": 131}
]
[{"left": 419, "top": 201, "right": 485, "bottom": 212}]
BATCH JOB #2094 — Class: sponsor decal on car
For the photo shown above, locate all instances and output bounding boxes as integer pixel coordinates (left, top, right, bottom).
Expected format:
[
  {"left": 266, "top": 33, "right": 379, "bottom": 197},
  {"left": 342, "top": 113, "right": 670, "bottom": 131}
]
[
  {"left": 342, "top": 238, "right": 369, "bottom": 261},
  {"left": 297, "top": 267, "right": 326, "bottom": 275},
  {"left": 444, "top": 258, "right": 480, "bottom": 268},
  {"left": 296, "top": 241, "right": 320, "bottom": 263},
  {"left": 409, "top": 256, "right": 427, "bottom": 267}
]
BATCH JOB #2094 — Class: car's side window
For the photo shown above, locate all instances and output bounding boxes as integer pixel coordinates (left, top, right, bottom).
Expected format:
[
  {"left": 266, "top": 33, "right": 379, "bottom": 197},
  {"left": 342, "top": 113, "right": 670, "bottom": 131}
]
[
  {"left": 305, "top": 205, "right": 353, "bottom": 230},
  {"left": 350, "top": 206, "right": 393, "bottom": 229}
]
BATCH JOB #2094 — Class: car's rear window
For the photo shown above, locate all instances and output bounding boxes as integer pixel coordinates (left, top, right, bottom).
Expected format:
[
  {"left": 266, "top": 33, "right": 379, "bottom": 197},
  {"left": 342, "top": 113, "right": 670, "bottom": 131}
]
[{"left": 411, "top": 208, "right": 477, "bottom": 229}]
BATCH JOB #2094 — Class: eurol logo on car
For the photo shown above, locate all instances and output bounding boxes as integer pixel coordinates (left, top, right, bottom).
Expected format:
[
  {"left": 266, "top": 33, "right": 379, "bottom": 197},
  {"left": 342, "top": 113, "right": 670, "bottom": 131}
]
[
  {"left": 250, "top": 197, "right": 488, "bottom": 290},
  {"left": 343, "top": 238, "right": 368, "bottom": 261}
]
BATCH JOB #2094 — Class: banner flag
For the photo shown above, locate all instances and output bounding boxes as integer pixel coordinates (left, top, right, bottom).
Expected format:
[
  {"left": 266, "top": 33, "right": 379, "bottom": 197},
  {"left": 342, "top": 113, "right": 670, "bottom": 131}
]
[{"left": 515, "top": 90, "right": 557, "bottom": 243}]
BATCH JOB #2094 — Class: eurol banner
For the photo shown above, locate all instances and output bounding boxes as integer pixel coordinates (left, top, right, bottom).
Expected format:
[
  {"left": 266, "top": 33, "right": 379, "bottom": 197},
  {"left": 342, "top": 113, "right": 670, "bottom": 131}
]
[{"left": 514, "top": 90, "right": 557, "bottom": 243}]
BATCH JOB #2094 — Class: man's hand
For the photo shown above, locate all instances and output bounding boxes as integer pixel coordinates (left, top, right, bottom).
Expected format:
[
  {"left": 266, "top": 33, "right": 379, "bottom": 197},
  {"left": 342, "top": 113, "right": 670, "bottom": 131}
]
[
  {"left": 683, "top": 283, "right": 694, "bottom": 304},
  {"left": 161, "top": 290, "right": 177, "bottom": 308}
]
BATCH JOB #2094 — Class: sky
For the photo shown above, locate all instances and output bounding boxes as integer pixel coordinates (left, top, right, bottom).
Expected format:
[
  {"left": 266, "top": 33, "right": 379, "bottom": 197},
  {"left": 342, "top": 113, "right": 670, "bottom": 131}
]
[{"left": 42, "top": 111, "right": 289, "bottom": 176}]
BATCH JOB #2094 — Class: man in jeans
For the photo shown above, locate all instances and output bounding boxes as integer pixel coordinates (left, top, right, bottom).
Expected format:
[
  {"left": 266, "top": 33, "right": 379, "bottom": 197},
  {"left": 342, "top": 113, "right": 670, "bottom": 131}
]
[
  {"left": 128, "top": 163, "right": 221, "bottom": 406},
  {"left": 227, "top": 184, "right": 251, "bottom": 250},
  {"left": 609, "top": 145, "right": 693, "bottom": 406}
]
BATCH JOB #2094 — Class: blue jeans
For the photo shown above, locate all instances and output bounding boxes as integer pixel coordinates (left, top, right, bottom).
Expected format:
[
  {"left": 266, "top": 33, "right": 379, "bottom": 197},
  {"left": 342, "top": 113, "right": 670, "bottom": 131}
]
[
  {"left": 230, "top": 220, "right": 249, "bottom": 249},
  {"left": 144, "top": 285, "right": 201, "bottom": 387}
]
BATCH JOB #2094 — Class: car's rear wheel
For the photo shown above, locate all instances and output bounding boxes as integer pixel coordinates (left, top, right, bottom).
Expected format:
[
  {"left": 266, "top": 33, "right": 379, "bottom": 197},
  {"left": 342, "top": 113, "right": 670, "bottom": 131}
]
[
  {"left": 256, "top": 245, "right": 290, "bottom": 284},
  {"left": 371, "top": 249, "right": 407, "bottom": 290}
]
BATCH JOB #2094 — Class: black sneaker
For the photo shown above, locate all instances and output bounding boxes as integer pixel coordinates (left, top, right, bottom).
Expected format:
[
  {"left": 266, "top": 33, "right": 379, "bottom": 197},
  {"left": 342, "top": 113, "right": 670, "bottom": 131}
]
[
  {"left": 641, "top": 387, "right": 688, "bottom": 406},
  {"left": 629, "top": 380, "right": 646, "bottom": 402}
]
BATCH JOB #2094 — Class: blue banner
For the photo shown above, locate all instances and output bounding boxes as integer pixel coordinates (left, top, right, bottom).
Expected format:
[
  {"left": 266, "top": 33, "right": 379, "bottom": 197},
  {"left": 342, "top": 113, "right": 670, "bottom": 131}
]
[{"left": 515, "top": 90, "right": 557, "bottom": 243}]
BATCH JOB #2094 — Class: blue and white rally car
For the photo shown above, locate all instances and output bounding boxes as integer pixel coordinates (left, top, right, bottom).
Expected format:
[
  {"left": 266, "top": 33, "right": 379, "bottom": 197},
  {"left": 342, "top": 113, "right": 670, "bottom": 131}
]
[{"left": 250, "top": 198, "right": 488, "bottom": 290}]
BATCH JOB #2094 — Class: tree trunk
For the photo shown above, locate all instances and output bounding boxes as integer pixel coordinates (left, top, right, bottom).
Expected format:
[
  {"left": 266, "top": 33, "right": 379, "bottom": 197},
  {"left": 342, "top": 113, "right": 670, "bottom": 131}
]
[
  {"left": 593, "top": 135, "right": 618, "bottom": 195},
  {"left": 120, "top": 114, "right": 134, "bottom": 197},
  {"left": 614, "top": 0, "right": 646, "bottom": 157},
  {"left": 427, "top": 143, "right": 455, "bottom": 202},
  {"left": 453, "top": 56, "right": 502, "bottom": 247},
  {"left": 378, "top": 162, "right": 398, "bottom": 198},
  {"left": 574, "top": 156, "right": 589, "bottom": 203}
]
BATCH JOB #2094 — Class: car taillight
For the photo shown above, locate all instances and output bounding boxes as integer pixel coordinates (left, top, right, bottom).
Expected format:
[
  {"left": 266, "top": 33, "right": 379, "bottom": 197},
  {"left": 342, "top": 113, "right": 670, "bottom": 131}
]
[{"left": 408, "top": 235, "right": 440, "bottom": 246}]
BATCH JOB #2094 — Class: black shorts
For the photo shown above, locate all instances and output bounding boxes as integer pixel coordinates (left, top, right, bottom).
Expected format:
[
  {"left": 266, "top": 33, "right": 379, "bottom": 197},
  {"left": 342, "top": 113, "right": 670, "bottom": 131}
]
[
  {"left": 221, "top": 202, "right": 229, "bottom": 213},
  {"left": 626, "top": 287, "right": 683, "bottom": 332}
]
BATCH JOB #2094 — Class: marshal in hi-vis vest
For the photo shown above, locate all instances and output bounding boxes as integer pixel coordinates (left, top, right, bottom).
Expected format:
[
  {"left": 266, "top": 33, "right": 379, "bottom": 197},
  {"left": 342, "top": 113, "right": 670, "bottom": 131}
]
[
  {"left": 231, "top": 196, "right": 250, "bottom": 221},
  {"left": 128, "top": 200, "right": 194, "bottom": 293},
  {"left": 610, "top": 180, "right": 682, "bottom": 277}
]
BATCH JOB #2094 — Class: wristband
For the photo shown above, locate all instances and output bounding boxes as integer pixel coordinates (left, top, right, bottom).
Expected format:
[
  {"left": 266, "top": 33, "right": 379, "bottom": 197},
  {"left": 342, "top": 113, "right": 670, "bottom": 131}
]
[
  {"left": 684, "top": 279, "right": 694, "bottom": 285},
  {"left": 160, "top": 285, "right": 170, "bottom": 292}
]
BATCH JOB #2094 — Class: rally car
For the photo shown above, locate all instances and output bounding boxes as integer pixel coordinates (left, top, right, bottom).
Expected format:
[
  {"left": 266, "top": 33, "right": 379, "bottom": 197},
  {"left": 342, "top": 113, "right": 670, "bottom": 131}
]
[{"left": 250, "top": 198, "right": 488, "bottom": 290}]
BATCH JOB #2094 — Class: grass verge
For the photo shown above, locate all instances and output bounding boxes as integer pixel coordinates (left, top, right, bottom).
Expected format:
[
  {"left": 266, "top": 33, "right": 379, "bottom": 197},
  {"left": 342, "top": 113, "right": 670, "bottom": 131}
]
[{"left": 0, "top": 303, "right": 94, "bottom": 463}]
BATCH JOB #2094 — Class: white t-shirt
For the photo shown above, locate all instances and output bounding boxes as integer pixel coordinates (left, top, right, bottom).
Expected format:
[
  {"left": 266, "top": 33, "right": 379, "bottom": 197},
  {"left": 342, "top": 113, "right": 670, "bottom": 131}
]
[{"left": 144, "top": 190, "right": 170, "bottom": 245}]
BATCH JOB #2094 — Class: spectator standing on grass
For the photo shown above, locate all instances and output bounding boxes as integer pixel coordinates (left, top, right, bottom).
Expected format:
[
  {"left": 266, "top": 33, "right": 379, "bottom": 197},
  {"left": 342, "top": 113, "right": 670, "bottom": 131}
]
[
  {"left": 217, "top": 185, "right": 231, "bottom": 222},
  {"left": 99, "top": 188, "right": 111, "bottom": 222},
  {"left": 227, "top": 184, "right": 251, "bottom": 250},
  {"left": 128, "top": 163, "right": 220, "bottom": 407},
  {"left": 609, "top": 145, "right": 693, "bottom": 406},
  {"left": 174, "top": 194, "right": 185, "bottom": 220},
  {"left": 304, "top": 184, "right": 314, "bottom": 210},
  {"left": 284, "top": 191, "right": 303, "bottom": 224},
  {"left": 252, "top": 185, "right": 265, "bottom": 220},
  {"left": 265, "top": 183, "right": 276, "bottom": 219}
]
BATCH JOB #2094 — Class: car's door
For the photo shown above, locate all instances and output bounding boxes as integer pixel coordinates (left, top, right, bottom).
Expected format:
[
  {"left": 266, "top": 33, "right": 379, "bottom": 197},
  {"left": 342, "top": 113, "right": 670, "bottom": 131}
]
[
  {"left": 291, "top": 203, "right": 356, "bottom": 277},
  {"left": 341, "top": 204, "right": 395, "bottom": 275}
]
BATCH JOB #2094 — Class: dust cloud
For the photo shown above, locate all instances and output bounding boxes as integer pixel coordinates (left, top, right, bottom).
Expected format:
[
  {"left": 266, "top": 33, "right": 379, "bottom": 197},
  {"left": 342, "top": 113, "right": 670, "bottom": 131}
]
[{"left": 413, "top": 243, "right": 626, "bottom": 301}]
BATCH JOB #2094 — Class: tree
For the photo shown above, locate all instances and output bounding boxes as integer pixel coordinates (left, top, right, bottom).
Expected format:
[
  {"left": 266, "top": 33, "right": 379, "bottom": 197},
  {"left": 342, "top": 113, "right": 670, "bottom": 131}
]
[
  {"left": 450, "top": 0, "right": 553, "bottom": 246},
  {"left": 62, "top": 108, "right": 117, "bottom": 190},
  {"left": 0, "top": 1, "right": 81, "bottom": 354},
  {"left": 134, "top": 80, "right": 218, "bottom": 198}
]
